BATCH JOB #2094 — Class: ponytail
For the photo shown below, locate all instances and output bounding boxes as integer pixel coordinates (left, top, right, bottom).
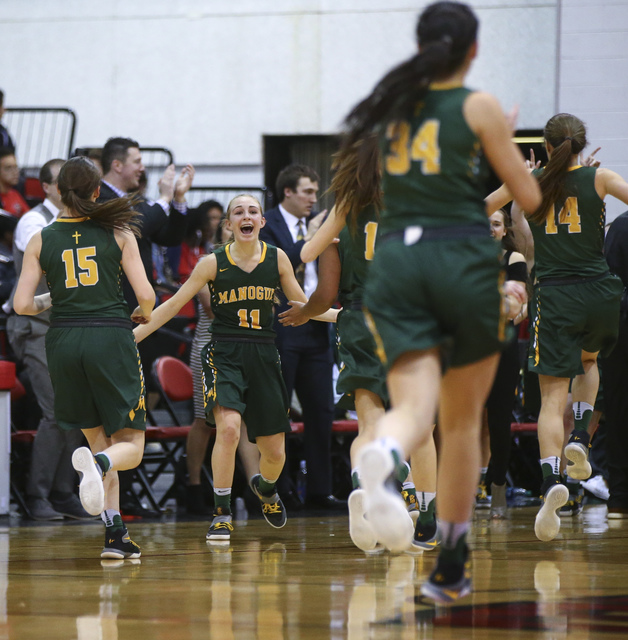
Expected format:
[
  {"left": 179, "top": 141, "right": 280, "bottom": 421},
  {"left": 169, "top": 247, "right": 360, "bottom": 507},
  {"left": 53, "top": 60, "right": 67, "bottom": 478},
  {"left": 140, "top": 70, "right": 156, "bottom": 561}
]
[
  {"left": 330, "top": 133, "right": 382, "bottom": 234},
  {"left": 58, "top": 156, "right": 140, "bottom": 234},
  {"left": 343, "top": 2, "right": 478, "bottom": 149},
  {"left": 528, "top": 113, "right": 587, "bottom": 226}
]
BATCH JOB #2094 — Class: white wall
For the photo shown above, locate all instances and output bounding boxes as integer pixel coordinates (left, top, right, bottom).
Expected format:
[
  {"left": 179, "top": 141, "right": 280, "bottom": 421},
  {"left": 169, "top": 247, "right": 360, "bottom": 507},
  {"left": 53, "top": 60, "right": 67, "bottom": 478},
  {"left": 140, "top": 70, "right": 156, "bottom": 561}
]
[
  {"left": 1, "top": 0, "right": 557, "bottom": 190},
  {"left": 558, "top": 0, "right": 628, "bottom": 222}
]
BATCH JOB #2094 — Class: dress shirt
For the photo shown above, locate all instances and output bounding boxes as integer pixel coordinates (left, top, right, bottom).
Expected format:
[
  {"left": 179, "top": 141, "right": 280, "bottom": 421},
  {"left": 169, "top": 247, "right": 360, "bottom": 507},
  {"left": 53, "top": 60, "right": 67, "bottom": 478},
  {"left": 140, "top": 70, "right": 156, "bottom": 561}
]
[
  {"left": 14, "top": 198, "right": 59, "bottom": 251},
  {"left": 278, "top": 204, "right": 317, "bottom": 297}
]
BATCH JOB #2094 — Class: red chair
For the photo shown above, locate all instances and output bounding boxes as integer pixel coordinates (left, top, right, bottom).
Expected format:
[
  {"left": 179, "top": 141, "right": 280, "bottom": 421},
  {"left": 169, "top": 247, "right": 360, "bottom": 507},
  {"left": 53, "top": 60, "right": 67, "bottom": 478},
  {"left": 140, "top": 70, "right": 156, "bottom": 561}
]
[{"left": 133, "top": 356, "right": 212, "bottom": 509}]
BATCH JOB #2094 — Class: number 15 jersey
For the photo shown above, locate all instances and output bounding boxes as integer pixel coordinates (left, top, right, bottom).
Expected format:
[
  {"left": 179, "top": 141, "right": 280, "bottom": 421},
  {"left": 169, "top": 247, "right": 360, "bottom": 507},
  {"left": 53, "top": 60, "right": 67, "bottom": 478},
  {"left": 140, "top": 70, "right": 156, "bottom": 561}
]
[
  {"left": 209, "top": 242, "right": 280, "bottom": 339},
  {"left": 39, "top": 217, "right": 129, "bottom": 321}
]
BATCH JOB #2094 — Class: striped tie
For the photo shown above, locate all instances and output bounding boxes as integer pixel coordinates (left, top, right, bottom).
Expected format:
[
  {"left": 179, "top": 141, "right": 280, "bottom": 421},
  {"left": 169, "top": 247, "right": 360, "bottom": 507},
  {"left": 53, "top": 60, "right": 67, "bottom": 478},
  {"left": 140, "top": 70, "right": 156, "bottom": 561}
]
[{"left": 295, "top": 220, "right": 306, "bottom": 289}]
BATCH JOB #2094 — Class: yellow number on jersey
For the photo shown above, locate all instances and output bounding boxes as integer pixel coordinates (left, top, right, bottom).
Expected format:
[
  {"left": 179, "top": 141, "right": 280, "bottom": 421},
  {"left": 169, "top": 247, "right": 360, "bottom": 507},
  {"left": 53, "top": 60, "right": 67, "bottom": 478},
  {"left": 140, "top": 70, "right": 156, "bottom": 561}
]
[
  {"left": 545, "top": 197, "right": 581, "bottom": 235},
  {"left": 237, "top": 309, "right": 261, "bottom": 330},
  {"left": 61, "top": 246, "right": 99, "bottom": 289},
  {"left": 385, "top": 119, "right": 441, "bottom": 176},
  {"left": 364, "top": 221, "right": 378, "bottom": 261}
]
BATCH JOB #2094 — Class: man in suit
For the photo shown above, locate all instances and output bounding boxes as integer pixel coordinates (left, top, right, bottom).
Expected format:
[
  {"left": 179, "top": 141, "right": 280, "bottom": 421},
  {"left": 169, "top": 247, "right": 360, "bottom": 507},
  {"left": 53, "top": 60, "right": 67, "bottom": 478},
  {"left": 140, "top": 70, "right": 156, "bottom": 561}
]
[
  {"left": 6, "top": 158, "right": 93, "bottom": 520},
  {"left": 98, "top": 137, "right": 194, "bottom": 516},
  {"left": 260, "top": 164, "right": 345, "bottom": 510}
]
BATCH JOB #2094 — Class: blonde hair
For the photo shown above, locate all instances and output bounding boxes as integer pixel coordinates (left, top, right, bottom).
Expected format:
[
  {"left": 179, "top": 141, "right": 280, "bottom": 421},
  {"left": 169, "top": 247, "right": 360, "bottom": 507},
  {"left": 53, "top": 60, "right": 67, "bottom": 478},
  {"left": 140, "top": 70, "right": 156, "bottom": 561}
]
[{"left": 226, "top": 194, "right": 263, "bottom": 219}]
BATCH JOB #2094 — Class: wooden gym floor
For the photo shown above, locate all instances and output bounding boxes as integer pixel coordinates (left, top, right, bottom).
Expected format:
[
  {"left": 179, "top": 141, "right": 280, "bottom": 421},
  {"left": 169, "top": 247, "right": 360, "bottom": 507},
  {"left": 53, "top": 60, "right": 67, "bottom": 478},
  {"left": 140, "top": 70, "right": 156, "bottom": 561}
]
[{"left": 1, "top": 505, "right": 628, "bottom": 639}]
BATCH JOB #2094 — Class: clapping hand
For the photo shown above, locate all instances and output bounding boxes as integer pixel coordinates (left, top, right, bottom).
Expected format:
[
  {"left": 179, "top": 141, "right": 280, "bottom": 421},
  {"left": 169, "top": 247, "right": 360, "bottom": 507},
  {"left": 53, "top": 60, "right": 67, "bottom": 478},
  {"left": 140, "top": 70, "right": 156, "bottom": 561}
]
[
  {"left": 175, "top": 164, "right": 196, "bottom": 202},
  {"left": 158, "top": 164, "right": 176, "bottom": 201}
]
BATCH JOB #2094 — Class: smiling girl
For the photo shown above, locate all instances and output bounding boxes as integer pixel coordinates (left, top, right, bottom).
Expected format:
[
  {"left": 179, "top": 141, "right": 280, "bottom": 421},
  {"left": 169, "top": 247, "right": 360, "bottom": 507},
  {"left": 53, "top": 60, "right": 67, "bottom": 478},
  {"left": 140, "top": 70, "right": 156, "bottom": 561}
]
[{"left": 134, "top": 194, "right": 335, "bottom": 542}]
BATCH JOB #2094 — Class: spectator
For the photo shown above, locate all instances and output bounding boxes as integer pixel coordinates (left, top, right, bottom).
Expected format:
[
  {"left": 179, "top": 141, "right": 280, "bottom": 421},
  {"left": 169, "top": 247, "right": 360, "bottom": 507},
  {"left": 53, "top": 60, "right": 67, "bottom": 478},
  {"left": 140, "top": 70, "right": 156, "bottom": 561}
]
[
  {"left": 260, "top": 164, "right": 345, "bottom": 511},
  {"left": 5, "top": 158, "right": 93, "bottom": 520},
  {"left": 0, "top": 90, "right": 15, "bottom": 152},
  {"left": 602, "top": 211, "right": 628, "bottom": 518},
  {"left": 0, "top": 210, "right": 17, "bottom": 304},
  {"left": 0, "top": 148, "right": 28, "bottom": 217}
]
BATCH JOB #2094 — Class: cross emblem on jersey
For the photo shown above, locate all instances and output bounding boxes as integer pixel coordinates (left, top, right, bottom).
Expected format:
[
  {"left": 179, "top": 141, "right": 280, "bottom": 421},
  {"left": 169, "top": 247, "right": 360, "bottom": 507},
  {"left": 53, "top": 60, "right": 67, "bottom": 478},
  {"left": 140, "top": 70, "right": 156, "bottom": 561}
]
[{"left": 72, "top": 231, "right": 81, "bottom": 244}]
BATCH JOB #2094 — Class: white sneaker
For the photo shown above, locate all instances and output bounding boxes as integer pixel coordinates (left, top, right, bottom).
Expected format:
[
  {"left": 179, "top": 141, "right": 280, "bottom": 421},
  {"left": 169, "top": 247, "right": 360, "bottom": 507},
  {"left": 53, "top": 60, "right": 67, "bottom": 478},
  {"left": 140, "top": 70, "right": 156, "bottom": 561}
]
[
  {"left": 358, "top": 443, "right": 414, "bottom": 553},
  {"left": 565, "top": 441, "right": 592, "bottom": 481},
  {"left": 535, "top": 482, "right": 569, "bottom": 542},
  {"left": 348, "top": 489, "right": 378, "bottom": 552},
  {"left": 72, "top": 447, "right": 105, "bottom": 516},
  {"left": 581, "top": 475, "right": 609, "bottom": 501}
]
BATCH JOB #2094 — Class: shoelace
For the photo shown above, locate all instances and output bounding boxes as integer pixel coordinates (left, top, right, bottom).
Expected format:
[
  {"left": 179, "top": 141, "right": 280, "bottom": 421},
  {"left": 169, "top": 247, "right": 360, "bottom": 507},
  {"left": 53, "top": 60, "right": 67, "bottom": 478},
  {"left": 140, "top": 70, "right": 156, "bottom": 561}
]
[
  {"left": 263, "top": 503, "right": 282, "bottom": 514},
  {"left": 213, "top": 521, "right": 234, "bottom": 531}
]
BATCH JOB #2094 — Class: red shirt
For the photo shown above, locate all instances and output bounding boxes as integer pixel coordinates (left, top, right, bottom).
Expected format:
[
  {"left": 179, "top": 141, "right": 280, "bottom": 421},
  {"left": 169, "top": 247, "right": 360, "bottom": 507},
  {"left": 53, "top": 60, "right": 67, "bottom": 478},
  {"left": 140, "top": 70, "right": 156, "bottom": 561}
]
[{"left": 0, "top": 189, "right": 29, "bottom": 217}]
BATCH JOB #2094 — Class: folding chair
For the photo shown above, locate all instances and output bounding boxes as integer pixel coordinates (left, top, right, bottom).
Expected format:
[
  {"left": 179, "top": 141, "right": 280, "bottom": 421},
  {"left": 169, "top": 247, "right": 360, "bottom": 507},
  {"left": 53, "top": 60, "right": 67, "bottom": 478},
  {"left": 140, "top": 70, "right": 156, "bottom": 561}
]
[{"left": 133, "top": 356, "right": 213, "bottom": 509}]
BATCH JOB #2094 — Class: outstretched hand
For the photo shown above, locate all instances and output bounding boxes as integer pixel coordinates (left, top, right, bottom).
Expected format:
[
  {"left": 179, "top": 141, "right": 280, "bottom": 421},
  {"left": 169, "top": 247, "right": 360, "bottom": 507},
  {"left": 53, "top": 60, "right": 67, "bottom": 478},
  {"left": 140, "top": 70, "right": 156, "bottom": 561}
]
[
  {"left": 526, "top": 149, "right": 541, "bottom": 172},
  {"left": 279, "top": 301, "right": 309, "bottom": 327},
  {"left": 305, "top": 210, "right": 328, "bottom": 241},
  {"left": 580, "top": 147, "right": 601, "bottom": 168}
]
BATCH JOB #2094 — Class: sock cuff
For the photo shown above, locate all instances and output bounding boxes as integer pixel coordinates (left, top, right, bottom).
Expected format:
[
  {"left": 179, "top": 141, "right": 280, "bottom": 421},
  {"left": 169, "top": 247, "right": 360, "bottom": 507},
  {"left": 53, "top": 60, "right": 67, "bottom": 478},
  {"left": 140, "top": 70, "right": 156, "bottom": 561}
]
[
  {"left": 214, "top": 487, "right": 232, "bottom": 496},
  {"left": 540, "top": 456, "right": 561, "bottom": 476},
  {"left": 573, "top": 401, "right": 594, "bottom": 420}
]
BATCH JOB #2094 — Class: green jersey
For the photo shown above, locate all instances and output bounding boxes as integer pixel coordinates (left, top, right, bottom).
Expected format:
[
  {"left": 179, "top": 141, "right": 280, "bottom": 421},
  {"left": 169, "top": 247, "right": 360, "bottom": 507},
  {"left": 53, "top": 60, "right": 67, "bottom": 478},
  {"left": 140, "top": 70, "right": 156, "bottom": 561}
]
[
  {"left": 337, "top": 205, "right": 379, "bottom": 307},
  {"left": 530, "top": 166, "right": 607, "bottom": 280},
  {"left": 209, "top": 242, "right": 279, "bottom": 339},
  {"left": 379, "top": 87, "right": 490, "bottom": 232},
  {"left": 40, "top": 217, "right": 129, "bottom": 321}
]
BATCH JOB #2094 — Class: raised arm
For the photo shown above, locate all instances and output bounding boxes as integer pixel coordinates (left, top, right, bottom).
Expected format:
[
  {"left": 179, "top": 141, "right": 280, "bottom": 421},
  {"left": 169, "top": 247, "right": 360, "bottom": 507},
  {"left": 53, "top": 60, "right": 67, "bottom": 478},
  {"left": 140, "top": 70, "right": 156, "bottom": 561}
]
[
  {"left": 280, "top": 244, "right": 341, "bottom": 326},
  {"left": 117, "top": 228, "right": 155, "bottom": 322},
  {"left": 465, "top": 92, "right": 541, "bottom": 214},
  {"left": 300, "top": 205, "right": 345, "bottom": 263},
  {"left": 277, "top": 248, "right": 338, "bottom": 323},
  {"left": 14, "top": 231, "right": 50, "bottom": 315},
  {"left": 596, "top": 168, "right": 628, "bottom": 205},
  {"left": 133, "top": 253, "right": 217, "bottom": 343}
]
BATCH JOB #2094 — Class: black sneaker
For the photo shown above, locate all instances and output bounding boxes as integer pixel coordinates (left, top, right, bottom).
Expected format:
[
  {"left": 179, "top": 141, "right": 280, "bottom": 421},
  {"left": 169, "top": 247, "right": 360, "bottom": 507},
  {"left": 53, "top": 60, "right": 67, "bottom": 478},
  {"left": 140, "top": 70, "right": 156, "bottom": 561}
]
[
  {"left": 250, "top": 474, "right": 287, "bottom": 529},
  {"left": 565, "top": 431, "right": 592, "bottom": 481},
  {"left": 412, "top": 518, "right": 439, "bottom": 551},
  {"left": 559, "top": 485, "right": 584, "bottom": 517},
  {"left": 420, "top": 544, "right": 472, "bottom": 603},
  {"left": 206, "top": 508, "right": 234, "bottom": 543},
  {"left": 101, "top": 527, "right": 141, "bottom": 559}
]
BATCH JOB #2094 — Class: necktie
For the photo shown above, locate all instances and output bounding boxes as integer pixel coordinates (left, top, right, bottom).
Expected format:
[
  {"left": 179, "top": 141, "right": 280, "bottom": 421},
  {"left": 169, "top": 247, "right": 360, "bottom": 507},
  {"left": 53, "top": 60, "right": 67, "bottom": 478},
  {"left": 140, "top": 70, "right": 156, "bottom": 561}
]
[{"left": 295, "top": 220, "right": 306, "bottom": 289}]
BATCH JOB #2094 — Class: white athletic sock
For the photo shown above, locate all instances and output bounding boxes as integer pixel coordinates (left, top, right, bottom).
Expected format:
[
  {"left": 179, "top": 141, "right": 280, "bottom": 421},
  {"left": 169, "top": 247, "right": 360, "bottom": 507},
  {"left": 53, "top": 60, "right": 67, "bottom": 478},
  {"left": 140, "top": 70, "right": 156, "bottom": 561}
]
[
  {"left": 540, "top": 456, "right": 561, "bottom": 476},
  {"left": 214, "top": 487, "right": 232, "bottom": 496},
  {"left": 418, "top": 491, "right": 436, "bottom": 512},
  {"left": 573, "top": 401, "right": 594, "bottom": 421},
  {"left": 101, "top": 509, "right": 120, "bottom": 528},
  {"left": 437, "top": 520, "right": 470, "bottom": 549}
]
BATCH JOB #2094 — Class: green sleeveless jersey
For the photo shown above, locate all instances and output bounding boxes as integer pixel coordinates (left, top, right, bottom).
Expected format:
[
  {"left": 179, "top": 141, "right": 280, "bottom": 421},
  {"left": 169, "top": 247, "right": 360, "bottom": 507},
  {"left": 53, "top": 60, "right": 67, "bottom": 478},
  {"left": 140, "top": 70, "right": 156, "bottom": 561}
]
[
  {"left": 529, "top": 166, "right": 607, "bottom": 279},
  {"left": 209, "top": 242, "right": 279, "bottom": 339},
  {"left": 40, "top": 217, "right": 129, "bottom": 320},
  {"left": 380, "top": 87, "right": 490, "bottom": 232},
  {"left": 337, "top": 205, "right": 379, "bottom": 307}
]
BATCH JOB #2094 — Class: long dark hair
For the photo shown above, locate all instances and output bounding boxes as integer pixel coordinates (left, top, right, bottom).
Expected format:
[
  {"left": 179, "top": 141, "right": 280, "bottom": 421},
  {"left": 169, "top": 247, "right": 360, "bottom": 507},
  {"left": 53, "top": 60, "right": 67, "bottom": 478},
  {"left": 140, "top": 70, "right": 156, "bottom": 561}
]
[
  {"left": 57, "top": 156, "right": 140, "bottom": 234},
  {"left": 495, "top": 209, "right": 518, "bottom": 253},
  {"left": 528, "top": 113, "right": 587, "bottom": 226},
  {"left": 342, "top": 1, "right": 478, "bottom": 149},
  {"left": 330, "top": 133, "right": 382, "bottom": 233}
]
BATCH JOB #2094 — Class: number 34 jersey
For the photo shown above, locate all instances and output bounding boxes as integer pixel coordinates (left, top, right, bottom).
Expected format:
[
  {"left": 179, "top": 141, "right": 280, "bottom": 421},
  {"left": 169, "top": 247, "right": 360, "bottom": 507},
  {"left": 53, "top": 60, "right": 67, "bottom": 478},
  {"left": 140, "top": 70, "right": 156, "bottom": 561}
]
[
  {"left": 40, "top": 217, "right": 130, "bottom": 321},
  {"left": 209, "top": 242, "right": 280, "bottom": 340},
  {"left": 380, "top": 86, "right": 490, "bottom": 232}
]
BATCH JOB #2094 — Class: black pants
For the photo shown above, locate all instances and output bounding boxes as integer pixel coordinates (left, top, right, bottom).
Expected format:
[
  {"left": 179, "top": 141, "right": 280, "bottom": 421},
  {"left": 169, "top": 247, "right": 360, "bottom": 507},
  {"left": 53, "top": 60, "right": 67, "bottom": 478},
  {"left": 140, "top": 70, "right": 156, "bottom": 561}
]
[
  {"left": 601, "top": 316, "right": 628, "bottom": 507},
  {"left": 485, "top": 334, "right": 520, "bottom": 486}
]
